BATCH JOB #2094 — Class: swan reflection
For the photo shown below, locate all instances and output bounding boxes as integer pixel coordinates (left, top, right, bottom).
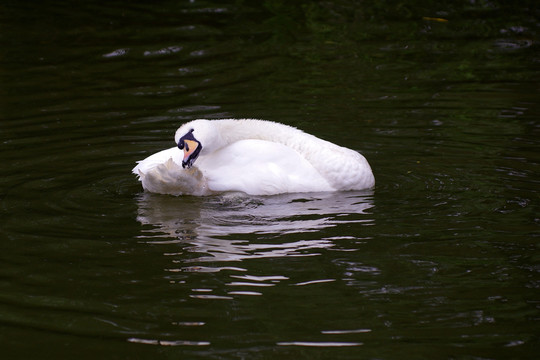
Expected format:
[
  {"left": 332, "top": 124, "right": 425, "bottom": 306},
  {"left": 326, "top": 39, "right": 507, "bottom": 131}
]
[{"left": 136, "top": 191, "right": 374, "bottom": 264}]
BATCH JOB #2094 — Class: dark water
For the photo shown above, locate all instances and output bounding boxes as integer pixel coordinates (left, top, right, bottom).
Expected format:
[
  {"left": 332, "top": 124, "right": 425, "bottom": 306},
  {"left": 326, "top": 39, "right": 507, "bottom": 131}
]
[{"left": 1, "top": 1, "right": 539, "bottom": 359}]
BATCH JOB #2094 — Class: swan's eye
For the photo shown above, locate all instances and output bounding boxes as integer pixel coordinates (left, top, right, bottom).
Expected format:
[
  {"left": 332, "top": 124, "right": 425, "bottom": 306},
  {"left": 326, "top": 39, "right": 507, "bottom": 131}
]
[
  {"left": 178, "top": 129, "right": 195, "bottom": 150},
  {"left": 179, "top": 141, "right": 190, "bottom": 151}
]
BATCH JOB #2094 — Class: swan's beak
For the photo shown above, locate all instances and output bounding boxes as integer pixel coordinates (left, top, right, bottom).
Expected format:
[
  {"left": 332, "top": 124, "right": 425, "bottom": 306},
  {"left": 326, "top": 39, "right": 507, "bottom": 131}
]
[
  {"left": 181, "top": 139, "right": 201, "bottom": 168},
  {"left": 178, "top": 130, "right": 202, "bottom": 168}
]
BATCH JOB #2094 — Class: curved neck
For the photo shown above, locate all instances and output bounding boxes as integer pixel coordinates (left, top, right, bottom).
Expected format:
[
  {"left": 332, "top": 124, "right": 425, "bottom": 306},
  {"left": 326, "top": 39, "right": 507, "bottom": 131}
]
[{"left": 215, "top": 119, "right": 330, "bottom": 152}]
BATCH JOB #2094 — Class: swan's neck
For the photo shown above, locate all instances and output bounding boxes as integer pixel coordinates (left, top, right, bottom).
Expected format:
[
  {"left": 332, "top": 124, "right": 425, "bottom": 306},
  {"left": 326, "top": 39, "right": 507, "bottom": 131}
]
[{"left": 215, "top": 119, "right": 326, "bottom": 152}]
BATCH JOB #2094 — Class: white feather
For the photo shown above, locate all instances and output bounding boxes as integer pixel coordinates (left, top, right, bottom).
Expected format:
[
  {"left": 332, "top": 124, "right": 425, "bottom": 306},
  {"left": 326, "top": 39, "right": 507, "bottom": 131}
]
[{"left": 133, "top": 119, "right": 374, "bottom": 196}]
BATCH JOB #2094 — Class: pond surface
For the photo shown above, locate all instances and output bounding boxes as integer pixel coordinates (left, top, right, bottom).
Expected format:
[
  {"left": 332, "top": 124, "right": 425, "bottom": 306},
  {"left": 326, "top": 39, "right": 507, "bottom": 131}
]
[{"left": 1, "top": 1, "right": 539, "bottom": 359}]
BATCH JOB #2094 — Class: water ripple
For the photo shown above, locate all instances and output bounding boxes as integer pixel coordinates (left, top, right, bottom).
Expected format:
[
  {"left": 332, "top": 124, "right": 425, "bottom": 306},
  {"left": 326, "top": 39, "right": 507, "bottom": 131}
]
[
  {"left": 136, "top": 191, "right": 374, "bottom": 264},
  {"left": 127, "top": 338, "right": 210, "bottom": 346},
  {"left": 277, "top": 341, "right": 363, "bottom": 347}
]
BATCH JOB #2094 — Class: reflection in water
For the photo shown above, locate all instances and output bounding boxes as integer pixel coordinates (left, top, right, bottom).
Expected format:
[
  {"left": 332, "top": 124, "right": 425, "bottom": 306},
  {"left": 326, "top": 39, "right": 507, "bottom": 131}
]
[{"left": 136, "top": 191, "right": 374, "bottom": 264}]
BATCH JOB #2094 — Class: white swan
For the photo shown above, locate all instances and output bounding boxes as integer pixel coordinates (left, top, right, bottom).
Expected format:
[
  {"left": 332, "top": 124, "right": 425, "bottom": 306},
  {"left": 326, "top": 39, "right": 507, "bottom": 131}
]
[{"left": 133, "top": 119, "right": 374, "bottom": 196}]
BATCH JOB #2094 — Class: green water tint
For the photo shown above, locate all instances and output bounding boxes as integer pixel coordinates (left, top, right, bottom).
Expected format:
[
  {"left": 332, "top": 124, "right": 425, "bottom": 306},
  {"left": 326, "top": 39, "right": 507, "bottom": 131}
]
[{"left": 1, "top": 1, "right": 538, "bottom": 359}]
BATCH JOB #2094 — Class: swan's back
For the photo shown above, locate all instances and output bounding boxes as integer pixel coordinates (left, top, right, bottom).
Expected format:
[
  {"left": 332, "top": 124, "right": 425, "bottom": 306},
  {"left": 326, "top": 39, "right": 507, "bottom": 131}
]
[{"left": 192, "top": 119, "right": 375, "bottom": 190}]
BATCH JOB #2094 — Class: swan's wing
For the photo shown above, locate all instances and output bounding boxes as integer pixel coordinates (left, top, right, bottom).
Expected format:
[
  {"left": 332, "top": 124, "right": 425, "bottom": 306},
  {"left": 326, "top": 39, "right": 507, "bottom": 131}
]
[{"left": 197, "top": 139, "right": 334, "bottom": 195}]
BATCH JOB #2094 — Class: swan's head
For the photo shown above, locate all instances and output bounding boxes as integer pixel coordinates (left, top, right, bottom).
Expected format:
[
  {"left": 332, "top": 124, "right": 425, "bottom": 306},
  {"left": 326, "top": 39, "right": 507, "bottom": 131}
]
[
  {"left": 176, "top": 128, "right": 201, "bottom": 168},
  {"left": 175, "top": 120, "right": 218, "bottom": 169}
]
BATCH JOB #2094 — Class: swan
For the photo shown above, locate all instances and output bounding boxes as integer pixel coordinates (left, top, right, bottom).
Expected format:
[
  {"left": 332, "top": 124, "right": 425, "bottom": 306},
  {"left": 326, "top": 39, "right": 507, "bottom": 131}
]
[{"left": 132, "top": 119, "right": 374, "bottom": 196}]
